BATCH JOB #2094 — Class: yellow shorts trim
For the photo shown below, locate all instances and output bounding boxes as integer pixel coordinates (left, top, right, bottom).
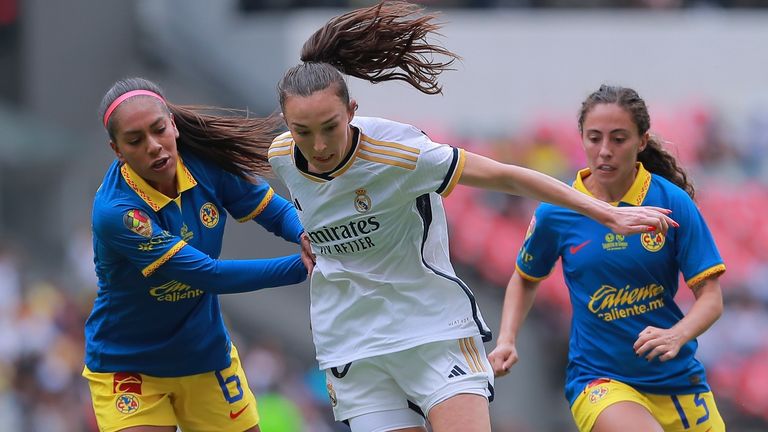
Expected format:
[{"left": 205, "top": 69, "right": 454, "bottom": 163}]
[
  {"left": 82, "top": 344, "right": 258, "bottom": 432},
  {"left": 570, "top": 378, "right": 725, "bottom": 432}
]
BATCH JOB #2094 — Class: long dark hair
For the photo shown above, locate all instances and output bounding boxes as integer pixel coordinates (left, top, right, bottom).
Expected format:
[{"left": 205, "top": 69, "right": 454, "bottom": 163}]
[
  {"left": 99, "top": 77, "right": 281, "bottom": 180},
  {"left": 578, "top": 84, "right": 695, "bottom": 199},
  {"left": 277, "top": 0, "right": 460, "bottom": 110}
]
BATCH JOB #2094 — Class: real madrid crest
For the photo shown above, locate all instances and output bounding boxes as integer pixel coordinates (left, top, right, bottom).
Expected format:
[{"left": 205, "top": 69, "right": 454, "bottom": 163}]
[
  {"left": 326, "top": 382, "right": 338, "bottom": 407},
  {"left": 640, "top": 231, "right": 665, "bottom": 252},
  {"left": 354, "top": 188, "right": 372, "bottom": 213}
]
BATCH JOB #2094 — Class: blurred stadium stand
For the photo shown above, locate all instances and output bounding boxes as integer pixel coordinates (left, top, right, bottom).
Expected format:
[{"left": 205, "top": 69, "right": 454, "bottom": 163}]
[{"left": 1, "top": 0, "right": 767, "bottom": 430}]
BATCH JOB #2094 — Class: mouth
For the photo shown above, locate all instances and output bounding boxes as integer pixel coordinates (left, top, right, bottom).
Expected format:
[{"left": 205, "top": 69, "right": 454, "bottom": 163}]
[
  {"left": 596, "top": 164, "right": 616, "bottom": 173},
  {"left": 313, "top": 154, "right": 334, "bottom": 163},
  {"left": 151, "top": 157, "right": 170, "bottom": 170}
]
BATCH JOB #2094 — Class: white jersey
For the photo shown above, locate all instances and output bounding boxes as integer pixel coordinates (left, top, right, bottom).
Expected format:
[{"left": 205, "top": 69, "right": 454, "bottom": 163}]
[{"left": 269, "top": 116, "right": 491, "bottom": 369}]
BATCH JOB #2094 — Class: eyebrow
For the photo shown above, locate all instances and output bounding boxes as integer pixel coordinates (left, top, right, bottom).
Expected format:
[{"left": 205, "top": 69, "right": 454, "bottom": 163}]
[
  {"left": 291, "top": 114, "right": 340, "bottom": 129},
  {"left": 586, "top": 128, "right": 630, "bottom": 134}
]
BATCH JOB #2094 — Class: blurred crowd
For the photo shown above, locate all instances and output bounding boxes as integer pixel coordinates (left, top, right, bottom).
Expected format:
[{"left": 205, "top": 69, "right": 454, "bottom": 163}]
[
  {"left": 1, "top": 102, "right": 767, "bottom": 431},
  {"left": 238, "top": 0, "right": 768, "bottom": 10}
]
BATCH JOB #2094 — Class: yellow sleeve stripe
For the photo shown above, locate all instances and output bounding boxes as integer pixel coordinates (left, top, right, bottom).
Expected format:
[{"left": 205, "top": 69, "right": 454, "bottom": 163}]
[
  {"left": 686, "top": 263, "right": 726, "bottom": 288},
  {"left": 273, "top": 131, "right": 292, "bottom": 142},
  {"left": 440, "top": 148, "right": 466, "bottom": 197},
  {"left": 515, "top": 263, "right": 550, "bottom": 282},
  {"left": 360, "top": 144, "right": 418, "bottom": 162},
  {"left": 237, "top": 188, "right": 275, "bottom": 222},
  {"left": 358, "top": 153, "right": 416, "bottom": 170},
  {"left": 362, "top": 135, "right": 421, "bottom": 155},
  {"left": 142, "top": 240, "right": 187, "bottom": 277},
  {"left": 268, "top": 149, "right": 292, "bottom": 159}
]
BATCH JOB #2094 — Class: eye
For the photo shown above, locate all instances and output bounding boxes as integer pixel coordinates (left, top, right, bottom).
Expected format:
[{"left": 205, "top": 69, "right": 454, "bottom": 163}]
[
  {"left": 323, "top": 124, "right": 337, "bottom": 133},
  {"left": 295, "top": 130, "right": 310, "bottom": 137}
]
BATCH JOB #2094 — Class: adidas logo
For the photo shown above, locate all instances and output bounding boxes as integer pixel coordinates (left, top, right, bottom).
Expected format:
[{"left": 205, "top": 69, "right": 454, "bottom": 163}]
[{"left": 447, "top": 365, "right": 467, "bottom": 378}]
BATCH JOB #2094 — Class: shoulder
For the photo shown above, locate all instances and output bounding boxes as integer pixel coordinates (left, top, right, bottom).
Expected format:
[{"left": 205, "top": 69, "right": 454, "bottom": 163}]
[
  {"left": 93, "top": 195, "right": 149, "bottom": 235},
  {"left": 354, "top": 116, "right": 427, "bottom": 148},
  {"left": 268, "top": 131, "right": 294, "bottom": 166},
  {"left": 649, "top": 174, "right": 695, "bottom": 208}
]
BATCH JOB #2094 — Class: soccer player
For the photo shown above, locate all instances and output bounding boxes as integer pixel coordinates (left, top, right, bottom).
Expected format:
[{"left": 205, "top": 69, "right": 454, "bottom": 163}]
[
  {"left": 488, "top": 85, "right": 726, "bottom": 432},
  {"left": 268, "top": 3, "right": 677, "bottom": 431},
  {"left": 83, "top": 77, "right": 313, "bottom": 432}
]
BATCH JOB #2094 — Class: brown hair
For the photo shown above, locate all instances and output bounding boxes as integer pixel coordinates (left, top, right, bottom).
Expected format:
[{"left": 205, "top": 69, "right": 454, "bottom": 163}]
[
  {"left": 99, "top": 77, "right": 281, "bottom": 180},
  {"left": 578, "top": 84, "right": 695, "bottom": 199},
  {"left": 277, "top": 0, "right": 460, "bottom": 110}
]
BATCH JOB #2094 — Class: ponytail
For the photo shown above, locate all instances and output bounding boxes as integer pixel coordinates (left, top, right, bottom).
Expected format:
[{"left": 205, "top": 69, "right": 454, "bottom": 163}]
[{"left": 278, "top": 0, "right": 460, "bottom": 109}]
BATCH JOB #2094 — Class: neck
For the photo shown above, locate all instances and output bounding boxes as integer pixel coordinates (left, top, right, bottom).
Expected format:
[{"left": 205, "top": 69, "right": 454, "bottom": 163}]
[
  {"left": 583, "top": 166, "right": 637, "bottom": 203},
  {"left": 152, "top": 178, "right": 179, "bottom": 199}
]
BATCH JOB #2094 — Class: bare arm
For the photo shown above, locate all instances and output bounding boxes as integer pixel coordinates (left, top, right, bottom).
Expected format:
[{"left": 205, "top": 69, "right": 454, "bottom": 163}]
[
  {"left": 459, "top": 151, "right": 677, "bottom": 235},
  {"left": 488, "top": 271, "right": 541, "bottom": 377},
  {"left": 634, "top": 277, "right": 723, "bottom": 362}
]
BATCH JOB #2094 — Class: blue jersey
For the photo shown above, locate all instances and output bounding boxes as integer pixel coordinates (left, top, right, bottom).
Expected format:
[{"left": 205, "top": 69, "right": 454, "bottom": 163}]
[
  {"left": 85, "top": 151, "right": 306, "bottom": 377},
  {"left": 515, "top": 164, "right": 725, "bottom": 405}
]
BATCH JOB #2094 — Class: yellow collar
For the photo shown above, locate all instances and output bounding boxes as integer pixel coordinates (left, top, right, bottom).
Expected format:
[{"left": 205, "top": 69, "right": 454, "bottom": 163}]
[
  {"left": 573, "top": 162, "right": 651, "bottom": 206},
  {"left": 120, "top": 157, "right": 198, "bottom": 212}
]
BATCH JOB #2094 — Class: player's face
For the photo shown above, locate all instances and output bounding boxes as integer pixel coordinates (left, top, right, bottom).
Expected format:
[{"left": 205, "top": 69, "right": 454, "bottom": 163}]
[
  {"left": 581, "top": 103, "right": 648, "bottom": 192},
  {"left": 110, "top": 97, "right": 180, "bottom": 196},
  {"left": 282, "top": 86, "right": 356, "bottom": 173}
]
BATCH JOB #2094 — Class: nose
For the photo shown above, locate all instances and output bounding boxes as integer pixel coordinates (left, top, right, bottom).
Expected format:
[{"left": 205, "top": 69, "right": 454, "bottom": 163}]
[
  {"left": 313, "top": 137, "right": 327, "bottom": 154},
  {"left": 146, "top": 136, "right": 163, "bottom": 155},
  {"left": 597, "top": 140, "right": 612, "bottom": 160}
]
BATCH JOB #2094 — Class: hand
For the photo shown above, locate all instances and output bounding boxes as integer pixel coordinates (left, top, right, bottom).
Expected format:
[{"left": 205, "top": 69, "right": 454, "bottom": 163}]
[
  {"left": 606, "top": 206, "right": 678, "bottom": 236},
  {"left": 633, "top": 326, "right": 684, "bottom": 362},
  {"left": 488, "top": 341, "right": 519, "bottom": 377},
  {"left": 299, "top": 232, "right": 316, "bottom": 275}
]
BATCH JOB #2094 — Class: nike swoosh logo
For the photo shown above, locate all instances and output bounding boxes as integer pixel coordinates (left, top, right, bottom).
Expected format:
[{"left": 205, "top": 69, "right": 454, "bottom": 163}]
[
  {"left": 569, "top": 240, "right": 591, "bottom": 255},
  {"left": 229, "top": 404, "right": 249, "bottom": 420}
]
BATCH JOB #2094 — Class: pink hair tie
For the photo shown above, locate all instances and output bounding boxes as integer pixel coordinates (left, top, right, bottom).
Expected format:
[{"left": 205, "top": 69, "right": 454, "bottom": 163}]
[{"left": 103, "top": 90, "right": 166, "bottom": 127}]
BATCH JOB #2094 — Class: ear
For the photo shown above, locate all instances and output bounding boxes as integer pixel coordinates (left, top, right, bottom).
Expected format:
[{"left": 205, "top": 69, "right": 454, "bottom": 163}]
[
  {"left": 638, "top": 131, "right": 650, "bottom": 153},
  {"left": 109, "top": 141, "right": 125, "bottom": 163},
  {"left": 170, "top": 113, "right": 180, "bottom": 139},
  {"left": 348, "top": 99, "right": 358, "bottom": 122}
]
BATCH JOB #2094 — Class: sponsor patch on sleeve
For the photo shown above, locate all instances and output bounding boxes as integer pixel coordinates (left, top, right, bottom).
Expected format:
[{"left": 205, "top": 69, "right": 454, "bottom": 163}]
[{"left": 123, "top": 209, "right": 153, "bottom": 238}]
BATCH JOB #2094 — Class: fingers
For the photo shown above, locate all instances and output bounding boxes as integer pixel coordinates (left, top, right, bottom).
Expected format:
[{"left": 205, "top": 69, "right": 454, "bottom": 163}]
[{"left": 488, "top": 348, "right": 518, "bottom": 377}]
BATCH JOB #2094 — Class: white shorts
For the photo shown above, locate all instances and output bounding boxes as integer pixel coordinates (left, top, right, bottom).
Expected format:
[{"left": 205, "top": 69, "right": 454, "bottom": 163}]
[{"left": 324, "top": 335, "right": 494, "bottom": 431}]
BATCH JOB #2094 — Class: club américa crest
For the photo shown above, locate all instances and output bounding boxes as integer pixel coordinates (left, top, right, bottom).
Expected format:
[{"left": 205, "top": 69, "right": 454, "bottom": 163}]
[
  {"left": 354, "top": 188, "right": 372, "bottom": 213},
  {"left": 200, "top": 202, "right": 219, "bottom": 228},
  {"left": 640, "top": 231, "right": 665, "bottom": 252},
  {"left": 115, "top": 393, "right": 140, "bottom": 414}
]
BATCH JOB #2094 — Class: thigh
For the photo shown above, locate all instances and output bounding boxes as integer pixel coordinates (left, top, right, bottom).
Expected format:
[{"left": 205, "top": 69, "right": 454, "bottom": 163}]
[
  {"left": 571, "top": 378, "right": 662, "bottom": 432},
  {"left": 325, "top": 357, "right": 426, "bottom": 430},
  {"left": 82, "top": 366, "right": 177, "bottom": 432},
  {"left": 388, "top": 335, "right": 494, "bottom": 417},
  {"left": 428, "top": 393, "right": 490, "bottom": 432},
  {"left": 174, "top": 344, "right": 259, "bottom": 432},
  {"left": 646, "top": 391, "right": 725, "bottom": 432}
]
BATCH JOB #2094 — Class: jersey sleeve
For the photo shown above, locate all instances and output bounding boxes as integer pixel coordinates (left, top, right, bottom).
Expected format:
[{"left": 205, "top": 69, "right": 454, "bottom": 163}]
[
  {"left": 672, "top": 191, "right": 726, "bottom": 287},
  {"left": 515, "top": 205, "right": 561, "bottom": 281},
  {"left": 220, "top": 172, "right": 303, "bottom": 244},
  {"left": 93, "top": 202, "right": 306, "bottom": 291},
  {"left": 400, "top": 131, "right": 465, "bottom": 199}
]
